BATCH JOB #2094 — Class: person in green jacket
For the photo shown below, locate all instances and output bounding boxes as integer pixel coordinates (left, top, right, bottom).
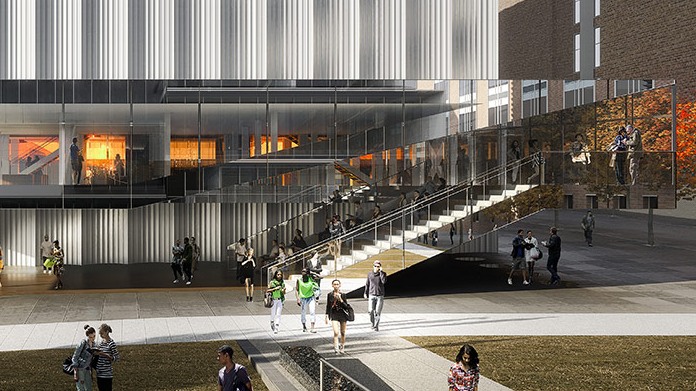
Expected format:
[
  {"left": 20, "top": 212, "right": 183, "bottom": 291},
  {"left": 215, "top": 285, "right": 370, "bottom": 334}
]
[
  {"left": 296, "top": 268, "right": 319, "bottom": 333},
  {"left": 266, "top": 270, "right": 286, "bottom": 334}
]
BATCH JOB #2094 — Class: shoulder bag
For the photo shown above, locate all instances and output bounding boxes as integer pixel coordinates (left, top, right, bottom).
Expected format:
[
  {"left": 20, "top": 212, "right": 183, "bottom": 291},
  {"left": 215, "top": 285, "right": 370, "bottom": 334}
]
[{"left": 342, "top": 302, "right": 355, "bottom": 322}]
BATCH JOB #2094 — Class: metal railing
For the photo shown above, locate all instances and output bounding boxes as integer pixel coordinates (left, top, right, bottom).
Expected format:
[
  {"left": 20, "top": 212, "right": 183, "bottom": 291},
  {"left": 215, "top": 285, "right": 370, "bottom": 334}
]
[
  {"left": 319, "top": 358, "right": 372, "bottom": 391},
  {"left": 262, "top": 155, "right": 538, "bottom": 286}
]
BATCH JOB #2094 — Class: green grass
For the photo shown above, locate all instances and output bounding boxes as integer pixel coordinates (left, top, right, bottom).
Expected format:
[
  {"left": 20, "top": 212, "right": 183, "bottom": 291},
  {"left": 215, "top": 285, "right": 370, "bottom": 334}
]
[
  {"left": 406, "top": 336, "right": 696, "bottom": 391},
  {"left": 0, "top": 341, "right": 269, "bottom": 391}
]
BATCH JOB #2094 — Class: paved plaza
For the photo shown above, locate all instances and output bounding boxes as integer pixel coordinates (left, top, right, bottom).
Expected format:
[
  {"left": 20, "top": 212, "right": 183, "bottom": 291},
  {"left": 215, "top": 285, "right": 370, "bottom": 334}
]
[{"left": 1, "top": 209, "right": 695, "bottom": 390}]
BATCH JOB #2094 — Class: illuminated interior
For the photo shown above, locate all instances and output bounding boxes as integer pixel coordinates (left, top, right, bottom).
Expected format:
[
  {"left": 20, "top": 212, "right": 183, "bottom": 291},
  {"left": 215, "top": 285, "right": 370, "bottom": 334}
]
[
  {"left": 170, "top": 139, "right": 217, "bottom": 168},
  {"left": 84, "top": 135, "right": 127, "bottom": 167},
  {"left": 249, "top": 135, "right": 299, "bottom": 157}
]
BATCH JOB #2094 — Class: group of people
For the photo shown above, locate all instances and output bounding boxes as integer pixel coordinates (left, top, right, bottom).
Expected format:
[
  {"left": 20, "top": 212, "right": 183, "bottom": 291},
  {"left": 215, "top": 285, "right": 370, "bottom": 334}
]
[
  {"left": 609, "top": 124, "right": 643, "bottom": 185},
  {"left": 171, "top": 237, "right": 201, "bottom": 285},
  {"left": 39, "top": 235, "right": 66, "bottom": 289},
  {"left": 71, "top": 323, "right": 120, "bottom": 391},
  {"left": 509, "top": 227, "right": 562, "bottom": 286}
]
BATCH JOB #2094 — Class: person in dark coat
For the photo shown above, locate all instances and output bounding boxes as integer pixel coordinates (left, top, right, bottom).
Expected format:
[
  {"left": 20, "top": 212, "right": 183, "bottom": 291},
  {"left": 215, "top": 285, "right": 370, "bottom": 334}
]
[
  {"left": 325, "top": 279, "right": 349, "bottom": 354},
  {"left": 542, "top": 227, "right": 562, "bottom": 285}
]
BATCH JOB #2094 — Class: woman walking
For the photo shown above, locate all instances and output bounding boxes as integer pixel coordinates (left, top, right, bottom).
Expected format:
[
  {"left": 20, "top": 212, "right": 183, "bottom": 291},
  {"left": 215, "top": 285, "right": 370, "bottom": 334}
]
[
  {"left": 241, "top": 248, "right": 257, "bottom": 302},
  {"left": 524, "top": 230, "right": 539, "bottom": 284},
  {"left": 325, "top": 279, "right": 349, "bottom": 354},
  {"left": 448, "top": 344, "right": 480, "bottom": 391},
  {"left": 267, "top": 269, "right": 286, "bottom": 334},
  {"left": 296, "top": 268, "right": 318, "bottom": 333},
  {"left": 52, "top": 240, "right": 65, "bottom": 290},
  {"left": 72, "top": 325, "right": 97, "bottom": 391},
  {"left": 95, "top": 323, "right": 120, "bottom": 391}
]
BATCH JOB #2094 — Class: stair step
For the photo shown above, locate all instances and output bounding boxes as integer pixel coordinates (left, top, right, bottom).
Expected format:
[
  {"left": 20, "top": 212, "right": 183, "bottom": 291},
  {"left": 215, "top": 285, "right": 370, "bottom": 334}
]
[{"left": 363, "top": 245, "right": 381, "bottom": 255}]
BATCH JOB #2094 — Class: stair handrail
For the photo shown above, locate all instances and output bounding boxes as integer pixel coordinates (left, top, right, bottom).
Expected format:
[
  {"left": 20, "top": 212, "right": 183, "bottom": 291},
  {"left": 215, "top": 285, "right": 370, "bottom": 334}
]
[
  {"left": 262, "top": 155, "right": 538, "bottom": 286},
  {"left": 11, "top": 136, "right": 59, "bottom": 167}
]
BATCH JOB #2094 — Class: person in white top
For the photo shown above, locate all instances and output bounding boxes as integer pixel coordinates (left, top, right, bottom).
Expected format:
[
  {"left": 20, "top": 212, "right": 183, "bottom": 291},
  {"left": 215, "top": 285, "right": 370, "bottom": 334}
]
[
  {"left": 523, "top": 230, "right": 540, "bottom": 284},
  {"left": 40, "top": 234, "right": 53, "bottom": 274}
]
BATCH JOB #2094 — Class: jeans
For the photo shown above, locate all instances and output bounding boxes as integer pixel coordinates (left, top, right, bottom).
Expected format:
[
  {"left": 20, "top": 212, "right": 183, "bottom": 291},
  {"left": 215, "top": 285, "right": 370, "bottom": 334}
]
[
  {"left": 75, "top": 367, "right": 92, "bottom": 391},
  {"left": 547, "top": 255, "right": 560, "bottom": 283},
  {"left": 368, "top": 295, "right": 385, "bottom": 328},
  {"left": 614, "top": 152, "right": 626, "bottom": 184},
  {"left": 300, "top": 297, "right": 316, "bottom": 324},
  {"left": 584, "top": 229, "right": 593, "bottom": 245},
  {"left": 182, "top": 261, "right": 192, "bottom": 282},
  {"left": 270, "top": 299, "right": 283, "bottom": 328},
  {"left": 171, "top": 263, "right": 182, "bottom": 280}
]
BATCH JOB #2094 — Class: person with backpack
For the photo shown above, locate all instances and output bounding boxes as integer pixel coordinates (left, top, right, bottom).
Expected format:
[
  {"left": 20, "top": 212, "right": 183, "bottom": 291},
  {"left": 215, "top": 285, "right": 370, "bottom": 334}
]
[
  {"left": 266, "top": 270, "right": 286, "bottom": 334},
  {"left": 508, "top": 229, "right": 529, "bottom": 286},
  {"left": 217, "top": 345, "right": 253, "bottom": 391}
]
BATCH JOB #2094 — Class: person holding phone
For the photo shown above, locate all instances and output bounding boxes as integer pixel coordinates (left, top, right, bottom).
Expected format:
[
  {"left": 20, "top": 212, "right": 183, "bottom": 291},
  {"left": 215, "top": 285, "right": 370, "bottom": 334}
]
[
  {"left": 94, "top": 323, "right": 120, "bottom": 391},
  {"left": 72, "top": 325, "right": 96, "bottom": 391},
  {"left": 325, "top": 279, "right": 349, "bottom": 354},
  {"left": 364, "top": 260, "right": 387, "bottom": 332}
]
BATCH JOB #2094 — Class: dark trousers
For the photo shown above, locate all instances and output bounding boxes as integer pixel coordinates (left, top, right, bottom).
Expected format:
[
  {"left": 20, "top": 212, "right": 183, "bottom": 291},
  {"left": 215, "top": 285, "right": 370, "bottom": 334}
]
[
  {"left": 182, "top": 261, "right": 193, "bottom": 282},
  {"left": 547, "top": 255, "right": 560, "bottom": 283},
  {"left": 584, "top": 229, "right": 593, "bottom": 245},
  {"left": 97, "top": 377, "right": 113, "bottom": 391},
  {"left": 171, "top": 262, "right": 183, "bottom": 280},
  {"left": 614, "top": 152, "right": 626, "bottom": 184}
]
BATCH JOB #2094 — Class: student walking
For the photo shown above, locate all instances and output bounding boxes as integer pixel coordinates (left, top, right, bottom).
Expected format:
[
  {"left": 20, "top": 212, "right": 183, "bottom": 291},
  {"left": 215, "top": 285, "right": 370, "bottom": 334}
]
[
  {"left": 51, "top": 241, "right": 65, "bottom": 289},
  {"left": 364, "top": 260, "right": 387, "bottom": 331},
  {"left": 171, "top": 239, "right": 184, "bottom": 283},
  {"left": 241, "top": 248, "right": 257, "bottom": 302},
  {"left": 581, "top": 210, "right": 595, "bottom": 247},
  {"left": 508, "top": 230, "right": 529, "bottom": 285},
  {"left": 40, "top": 234, "right": 53, "bottom": 274},
  {"left": 325, "top": 279, "right": 349, "bottom": 354},
  {"left": 449, "top": 223, "right": 456, "bottom": 245},
  {"left": 72, "top": 325, "right": 97, "bottom": 391},
  {"left": 235, "top": 238, "right": 247, "bottom": 279},
  {"left": 447, "top": 344, "right": 480, "bottom": 391},
  {"left": 94, "top": 323, "right": 120, "bottom": 391},
  {"left": 182, "top": 237, "right": 193, "bottom": 285},
  {"left": 267, "top": 270, "right": 286, "bottom": 334},
  {"left": 217, "top": 345, "right": 253, "bottom": 391},
  {"left": 191, "top": 236, "right": 201, "bottom": 273},
  {"left": 296, "top": 268, "right": 319, "bottom": 333},
  {"left": 542, "top": 227, "right": 562, "bottom": 285},
  {"left": 524, "top": 230, "right": 540, "bottom": 284}
]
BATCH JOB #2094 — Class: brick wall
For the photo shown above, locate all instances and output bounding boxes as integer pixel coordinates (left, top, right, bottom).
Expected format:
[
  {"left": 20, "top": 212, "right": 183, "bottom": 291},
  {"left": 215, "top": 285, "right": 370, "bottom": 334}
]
[{"left": 499, "top": 0, "right": 575, "bottom": 80}]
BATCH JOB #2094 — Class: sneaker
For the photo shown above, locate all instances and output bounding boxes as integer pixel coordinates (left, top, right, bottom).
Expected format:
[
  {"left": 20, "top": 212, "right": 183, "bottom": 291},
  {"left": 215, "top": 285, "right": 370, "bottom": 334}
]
[
  {"left": 302, "top": 324, "right": 307, "bottom": 332},
  {"left": 271, "top": 322, "right": 275, "bottom": 332},
  {"left": 523, "top": 280, "right": 529, "bottom": 285},
  {"left": 186, "top": 281, "right": 191, "bottom": 285},
  {"left": 173, "top": 279, "right": 179, "bottom": 284},
  {"left": 274, "top": 329, "right": 278, "bottom": 334},
  {"left": 43, "top": 270, "right": 47, "bottom": 274},
  {"left": 507, "top": 278, "right": 513, "bottom": 285},
  {"left": 334, "top": 345, "right": 340, "bottom": 354},
  {"left": 374, "top": 326, "right": 379, "bottom": 332},
  {"left": 310, "top": 328, "right": 317, "bottom": 333},
  {"left": 588, "top": 243, "right": 593, "bottom": 247},
  {"left": 339, "top": 345, "right": 345, "bottom": 354}
]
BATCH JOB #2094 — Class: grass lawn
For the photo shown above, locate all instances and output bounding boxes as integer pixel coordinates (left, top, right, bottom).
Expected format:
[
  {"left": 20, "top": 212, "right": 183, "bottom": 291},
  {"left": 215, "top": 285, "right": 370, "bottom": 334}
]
[
  {"left": 0, "top": 341, "right": 269, "bottom": 391},
  {"left": 406, "top": 336, "right": 696, "bottom": 391}
]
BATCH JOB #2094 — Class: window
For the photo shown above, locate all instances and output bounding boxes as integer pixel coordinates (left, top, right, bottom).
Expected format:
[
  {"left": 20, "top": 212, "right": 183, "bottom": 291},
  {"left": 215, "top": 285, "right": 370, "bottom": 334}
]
[
  {"left": 459, "top": 80, "right": 477, "bottom": 132},
  {"left": 487, "top": 81, "right": 509, "bottom": 126},
  {"left": 574, "top": 34, "right": 581, "bottom": 73},
  {"left": 594, "top": 28, "right": 601, "bottom": 68},
  {"left": 564, "top": 80, "right": 595, "bottom": 108},
  {"left": 522, "top": 80, "right": 548, "bottom": 118},
  {"left": 574, "top": 0, "right": 581, "bottom": 24},
  {"left": 614, "top": 80, "right": 653, "bottom": 97}
]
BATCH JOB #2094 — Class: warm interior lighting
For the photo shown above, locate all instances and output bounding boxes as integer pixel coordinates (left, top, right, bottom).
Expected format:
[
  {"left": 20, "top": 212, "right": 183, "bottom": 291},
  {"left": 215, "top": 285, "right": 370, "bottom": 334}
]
[
  {"left": 250, "top": 135, "right": 299, "bottom": 157},
  {"left": 170, "top": 139, "right": 217, "bottom": 168}
]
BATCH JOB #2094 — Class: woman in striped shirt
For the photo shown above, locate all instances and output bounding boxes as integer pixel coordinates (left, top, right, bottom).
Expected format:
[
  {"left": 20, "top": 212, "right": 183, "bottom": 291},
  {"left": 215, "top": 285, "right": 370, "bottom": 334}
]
[{"left": 94, "top": 323, "right": 120, "bottom": 391}]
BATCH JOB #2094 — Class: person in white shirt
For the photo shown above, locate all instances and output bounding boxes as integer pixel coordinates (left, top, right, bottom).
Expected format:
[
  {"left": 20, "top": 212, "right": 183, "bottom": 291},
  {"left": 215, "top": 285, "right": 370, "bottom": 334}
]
[
  {"left": 40, "top": 234, "right": 53, "bottom": 274},
  {"left": 523, "top": 230, "right": 540, "bottom": 284}
]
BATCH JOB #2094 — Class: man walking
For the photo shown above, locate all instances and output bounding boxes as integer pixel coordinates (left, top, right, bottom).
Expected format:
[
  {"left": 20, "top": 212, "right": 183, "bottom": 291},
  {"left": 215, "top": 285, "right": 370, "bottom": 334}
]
[
  {"left": 508, "top": 229, "right": 529, "bottom": 285},
  {"left": 235, "top": 238, "right": 247, "bottom": 280},
  {"left": 364, "top": 260, "right": 387, "bottom": 331},
  {"left": 625, "top": 124, "right": 643, "bottom": 185},
  {"left": 217, "top": 345, "right": 253, "bottom": 391},
  {"left": 40, "top": 234, "right": 53, "bottom": 274},
  {"left": 182, "top": 237, "right": 193, "bottom": 285},
  {"left": 542, "top": 227, "right": 562, "bottom": 285},
  {"left": 581, "top": 211, "right": 595, "bottom": 247}
]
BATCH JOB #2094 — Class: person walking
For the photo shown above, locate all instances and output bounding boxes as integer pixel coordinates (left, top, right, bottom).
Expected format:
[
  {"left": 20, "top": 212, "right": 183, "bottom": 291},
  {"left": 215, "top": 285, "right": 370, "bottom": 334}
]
[
  {"left": 507, "top": 140, "right": 522, "bottom": 183},
  {"left": 72, "top": 325, "right": 97, "bottom": 391},
  {"left": 542, "top": 227, "right": 562, "bottom": 285},
  {"left": 325, "top": 279, "right": 349, "bottom": 354},
  {"left": 51, "top": 240, "right": 65, "bottom": 289},
  {"left": 182, "top": 237, "right": 193, "bottom": 285},
  {"left": 508, "top": 229, "right": 529, "bottom": 285},
  {"left": 171, "top": 239, "right": 184, "bottom": 283},
  {"left": 267, "top": 270, "right": 286, "bottom": 334},
  {"left": 241, "top": 248, "right": 256, "bottom": 302},
  {"left": 40, "top": 234, "right": 53, "bottom": 274},
  {"left": 523, "top": 230, "right": 540, "bottom": 284},
  {"left": 217, "top": 345, "right": 253, "bottom": 391},
  {"left": 581, "top": 210, "right": 595, "bottom": 247},
  {"left": 94, "top": 323, "right": 120, "bottom": 391},
  {"left": 449, "top": 223, "right": 456, "bottom": 245},
  {"left": 235, "top": 238, "right": 247, "bottom": 279},
  {"left": 296, "top": 268, "right": 319, "bottom": 333},
  {"left": 364, "top": 260, "right": 387, "bottom": 331},
  {"left": 625, "top": 124, "right": 643, "bottom": 185},
  {"left": 191, "top": 236, "right": 201, "bottom": 274},
  {"left": 430, "top": 230, "right": 439, "bottom": 246},
  {"left": 447, "top": 344, "right": 480, "bottom": 391}
]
